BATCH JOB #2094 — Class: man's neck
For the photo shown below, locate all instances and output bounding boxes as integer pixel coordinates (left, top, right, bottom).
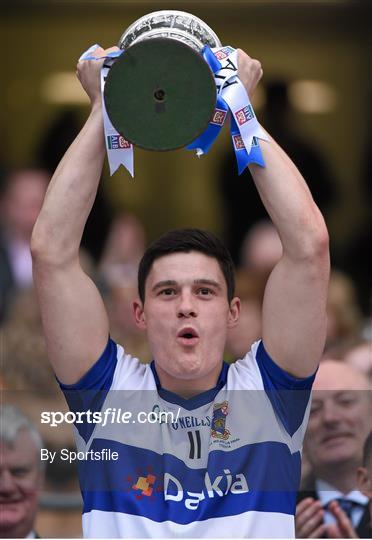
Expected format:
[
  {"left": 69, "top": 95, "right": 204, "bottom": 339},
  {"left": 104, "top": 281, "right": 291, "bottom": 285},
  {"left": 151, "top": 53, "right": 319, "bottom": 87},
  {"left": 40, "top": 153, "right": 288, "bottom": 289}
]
[
  {"left": 316, "top": 461, "right": 361, "bottom": 495},
  {"left": 154, "top": 363, "right": 222, "bottom": 399}
]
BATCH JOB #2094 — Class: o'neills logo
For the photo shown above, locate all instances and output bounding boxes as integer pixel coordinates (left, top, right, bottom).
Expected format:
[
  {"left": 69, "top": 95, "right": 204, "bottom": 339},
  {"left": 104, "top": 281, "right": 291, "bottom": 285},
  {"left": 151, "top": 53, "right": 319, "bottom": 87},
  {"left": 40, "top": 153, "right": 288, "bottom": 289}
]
[
  {"left": 164, "top": 470, "right": 249, "bottom": 510},
  {"left": 211, "top": 401, "right": 230, "bottom": 440}
]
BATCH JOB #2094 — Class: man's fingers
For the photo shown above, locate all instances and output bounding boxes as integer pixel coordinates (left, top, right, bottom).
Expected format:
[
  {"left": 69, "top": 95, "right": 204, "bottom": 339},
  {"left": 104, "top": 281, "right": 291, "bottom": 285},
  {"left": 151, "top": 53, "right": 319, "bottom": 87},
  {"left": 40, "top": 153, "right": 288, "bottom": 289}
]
[
  {"left": 327, "top": 501, "right": 358, "bottom": 538},
  {"left": 104, "top": 46, "right": 121, "bottom": 55},
  {"left": 296, "top": 498, "right": 322, "bottom": 527},
  {"left": 90, "top": 46, "right": 105, "bottom": 58},
  {"left": 296, "top": 497, "right": 316, "bottom": 514},
  {"left": 327, "top": 524, "right": 342, "bottom": 538},
  {"left": 297, "top": 509, "right": 324, "bottom": 537},
  {"left": 90, "top": 45, "right": 120, "bottom": 59},
  {"left": 295, "top": 499, "right": 325, "bottom": 538},
  {"left": 308, "top": 523, "right": 328, "bottom": 539}
]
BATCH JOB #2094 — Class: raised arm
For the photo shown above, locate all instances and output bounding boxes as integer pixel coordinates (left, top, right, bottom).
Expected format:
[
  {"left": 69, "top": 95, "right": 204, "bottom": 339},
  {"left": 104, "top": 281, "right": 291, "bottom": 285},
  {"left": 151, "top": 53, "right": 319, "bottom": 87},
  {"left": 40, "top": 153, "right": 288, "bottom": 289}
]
[
  {"left": 238, "top": 50, "right": 330, "bottom": 377},
  {"left": 31, "top": 47, "right": 118, "bottom": 384}
]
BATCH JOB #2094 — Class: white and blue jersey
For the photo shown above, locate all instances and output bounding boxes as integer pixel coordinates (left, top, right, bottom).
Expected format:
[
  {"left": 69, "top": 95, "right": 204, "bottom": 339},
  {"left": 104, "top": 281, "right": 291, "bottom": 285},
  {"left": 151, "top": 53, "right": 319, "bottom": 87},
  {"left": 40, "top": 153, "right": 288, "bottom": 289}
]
[{"left": 60, "top": 339, "right": 315, "bottom": 538}]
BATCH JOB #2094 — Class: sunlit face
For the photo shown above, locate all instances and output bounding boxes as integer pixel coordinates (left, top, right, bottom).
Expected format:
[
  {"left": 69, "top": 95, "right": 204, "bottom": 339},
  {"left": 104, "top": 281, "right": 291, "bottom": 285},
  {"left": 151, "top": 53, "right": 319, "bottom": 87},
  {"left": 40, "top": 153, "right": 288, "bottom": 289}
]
[
  {"left": 133, "top": 252, "right": 240, "bottom": 393},
  {"left": 304, "top": 361, "right": 372, "bottom": 472},
  {"left": 0, "top": 430, "right": 42, "bottom": 538}
]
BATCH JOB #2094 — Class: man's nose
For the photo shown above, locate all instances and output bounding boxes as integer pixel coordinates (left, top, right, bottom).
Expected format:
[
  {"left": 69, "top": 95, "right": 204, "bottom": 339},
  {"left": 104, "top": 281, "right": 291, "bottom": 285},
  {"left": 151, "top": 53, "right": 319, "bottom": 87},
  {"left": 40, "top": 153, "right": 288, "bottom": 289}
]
[
  {"left": 322, "top": 401, "right": 342, "bottom": 425},
  {"left": 177, "top": 291, "right": 197, "bottom": 318},
  {"left": 0, "top": 470, "right": 17, "bottom": 494}
]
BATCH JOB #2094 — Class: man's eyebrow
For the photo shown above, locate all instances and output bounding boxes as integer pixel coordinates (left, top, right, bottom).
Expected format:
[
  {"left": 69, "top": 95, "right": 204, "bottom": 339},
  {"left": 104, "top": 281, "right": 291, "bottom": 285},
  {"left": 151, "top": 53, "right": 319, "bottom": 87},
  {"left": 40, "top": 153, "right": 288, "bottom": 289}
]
[
  {"left": 194, "top": 279, "right": 222, "bottom": 290},
  {"left": 151, "top": 279, "right": 222, "bottom": 292},
  {"left": 152, "top": 280, "right": 177, "bottom": 292}
]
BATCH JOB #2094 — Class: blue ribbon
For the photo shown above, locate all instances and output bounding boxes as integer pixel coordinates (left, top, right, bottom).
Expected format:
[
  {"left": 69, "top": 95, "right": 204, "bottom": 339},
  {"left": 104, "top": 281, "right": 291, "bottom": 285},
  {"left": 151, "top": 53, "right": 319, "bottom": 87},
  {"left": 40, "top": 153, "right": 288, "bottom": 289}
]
[
  {"left": 230, "top": 117, "right": 265, "bottom": 174},
  {"left": 187, "top": 45, "right": 266, "bottom": 174},
  {"left": 187, "top": 94, "right": 229, "bottom": 154}
]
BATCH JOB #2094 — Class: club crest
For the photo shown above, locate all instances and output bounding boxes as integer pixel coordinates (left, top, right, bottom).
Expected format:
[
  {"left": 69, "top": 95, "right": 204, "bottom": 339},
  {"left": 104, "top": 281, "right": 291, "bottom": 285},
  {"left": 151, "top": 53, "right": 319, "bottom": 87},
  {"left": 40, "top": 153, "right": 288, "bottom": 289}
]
[{"left": 211, "top": 401, "right": 230, "bottom": 440}]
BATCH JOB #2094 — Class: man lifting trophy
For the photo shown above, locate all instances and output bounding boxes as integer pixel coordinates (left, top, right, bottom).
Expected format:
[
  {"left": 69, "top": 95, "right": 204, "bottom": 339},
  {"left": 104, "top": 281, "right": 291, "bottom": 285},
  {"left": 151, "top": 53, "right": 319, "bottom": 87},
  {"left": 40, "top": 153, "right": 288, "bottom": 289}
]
[{"left": 32, "top": 9, "right": 330, "bottom": 538}]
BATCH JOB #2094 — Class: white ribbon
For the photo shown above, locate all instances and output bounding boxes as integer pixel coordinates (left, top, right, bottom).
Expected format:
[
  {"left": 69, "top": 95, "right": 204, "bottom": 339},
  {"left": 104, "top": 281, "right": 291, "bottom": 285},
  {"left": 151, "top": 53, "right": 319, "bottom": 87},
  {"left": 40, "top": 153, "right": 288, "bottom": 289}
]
[
  {"left": 100, "top": 61, "right": 134, "bottom": 177},
  {"left": 211, "top": 47, "right": 268, "bottom": 154},
  {"left": 79, "top": 44, "right": 134, "bottom": 177}
]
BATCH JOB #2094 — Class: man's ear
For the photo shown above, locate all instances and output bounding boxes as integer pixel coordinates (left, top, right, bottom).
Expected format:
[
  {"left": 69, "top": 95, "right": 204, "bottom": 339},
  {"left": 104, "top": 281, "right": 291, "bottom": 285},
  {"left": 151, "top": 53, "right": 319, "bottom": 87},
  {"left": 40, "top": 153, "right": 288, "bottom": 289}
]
[
  {"left": 227, "top": 296, "right": 241, "bottom": 328},
  {"left": 357, "top": 466, "right": 372, "bottom": 497},
  {"left": 133, "top": 298, "right": 146, "bottom": 330}
]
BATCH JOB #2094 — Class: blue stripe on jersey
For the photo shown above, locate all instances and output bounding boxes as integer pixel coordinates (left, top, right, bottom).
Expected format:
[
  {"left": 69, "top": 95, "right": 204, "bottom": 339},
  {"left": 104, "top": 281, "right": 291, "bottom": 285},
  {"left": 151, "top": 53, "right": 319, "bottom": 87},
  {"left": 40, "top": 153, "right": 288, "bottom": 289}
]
[
  {"left": 78, "top": 438, "right": 300, "bottom": 523},
  {"left": 151, "top": 361, "right": 230, "bottom": 410},
  {"left": 256, "top": 341, "right": 316, "bottom": 437},
  {"left": 59, "top": 338, "right": 117, "bottom": 442}
]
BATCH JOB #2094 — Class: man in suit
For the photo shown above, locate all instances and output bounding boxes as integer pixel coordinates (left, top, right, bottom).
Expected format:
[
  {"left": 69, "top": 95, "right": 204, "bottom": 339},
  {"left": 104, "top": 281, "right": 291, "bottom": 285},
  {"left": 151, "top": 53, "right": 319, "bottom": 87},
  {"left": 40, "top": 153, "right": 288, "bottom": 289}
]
[
  {"left": 296, "top": 360, "right": 372, "bottom": 538},
  {"left": 0, "top": 168, "right": 49, "bottom": 323},
  {"left": 0, "top": 405, "right": 44, "bottom": 538},
  {"left": 357, "top": 432, "right": 372, "bottom": 535}
]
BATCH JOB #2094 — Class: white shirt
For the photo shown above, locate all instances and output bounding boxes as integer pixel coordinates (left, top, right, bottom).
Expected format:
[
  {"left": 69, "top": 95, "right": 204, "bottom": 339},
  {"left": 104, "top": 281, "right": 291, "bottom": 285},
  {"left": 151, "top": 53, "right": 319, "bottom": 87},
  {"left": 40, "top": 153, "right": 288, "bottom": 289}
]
[{"left": 316, "top": 478, "right": 368, "bottom": 528}]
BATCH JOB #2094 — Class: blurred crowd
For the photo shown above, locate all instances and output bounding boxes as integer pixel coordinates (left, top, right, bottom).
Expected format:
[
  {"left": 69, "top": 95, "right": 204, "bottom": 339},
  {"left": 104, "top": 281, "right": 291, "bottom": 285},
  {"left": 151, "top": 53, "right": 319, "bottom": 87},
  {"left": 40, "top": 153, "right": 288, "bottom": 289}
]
[{"left": 0, "top": 89, "right": 371, "bottom": 537}]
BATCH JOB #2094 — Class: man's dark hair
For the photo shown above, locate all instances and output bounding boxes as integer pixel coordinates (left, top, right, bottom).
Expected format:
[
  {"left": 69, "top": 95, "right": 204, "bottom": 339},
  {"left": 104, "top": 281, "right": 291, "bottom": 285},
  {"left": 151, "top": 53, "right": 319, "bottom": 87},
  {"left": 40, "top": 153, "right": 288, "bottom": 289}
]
[
  {"left": 363, "top": 432, "right": 372, "bottom": 468},
  {"left": 138, "top": 228, "right": 235, "bottom": 303}
]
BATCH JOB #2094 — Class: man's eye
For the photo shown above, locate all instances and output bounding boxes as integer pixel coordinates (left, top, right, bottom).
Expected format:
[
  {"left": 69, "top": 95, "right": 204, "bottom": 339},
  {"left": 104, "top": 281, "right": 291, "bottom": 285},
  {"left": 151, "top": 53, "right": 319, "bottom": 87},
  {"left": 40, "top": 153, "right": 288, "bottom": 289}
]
[
  {"left": 310, "top": 402, "right": 322, "bottom": 414},
  {"left": 11, "top": 467, "right": 29, "bottom": 477},
  {"left": 160, "top": 289, "right": 175, "bottom": 296},
  {"left": 337, "top": 395, "right": 356, "bottom": 407},
  {"left": 198, "top": 288, "right": 213, "bottom": 296}
]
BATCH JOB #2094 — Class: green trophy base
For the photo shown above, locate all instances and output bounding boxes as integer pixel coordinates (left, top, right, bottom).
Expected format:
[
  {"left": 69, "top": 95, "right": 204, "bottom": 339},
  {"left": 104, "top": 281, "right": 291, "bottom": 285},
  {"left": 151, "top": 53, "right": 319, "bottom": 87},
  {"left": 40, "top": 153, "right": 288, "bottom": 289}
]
[{"left": 104, "top": 38, "right": 216, "bottom": 151}]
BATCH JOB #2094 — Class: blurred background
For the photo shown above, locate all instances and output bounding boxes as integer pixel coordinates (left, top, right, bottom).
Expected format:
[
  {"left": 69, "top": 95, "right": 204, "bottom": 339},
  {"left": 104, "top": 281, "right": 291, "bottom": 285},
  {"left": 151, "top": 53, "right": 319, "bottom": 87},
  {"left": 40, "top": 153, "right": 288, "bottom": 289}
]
[{"left": 1, "top": 0, "right": 371, "bottom": 537}]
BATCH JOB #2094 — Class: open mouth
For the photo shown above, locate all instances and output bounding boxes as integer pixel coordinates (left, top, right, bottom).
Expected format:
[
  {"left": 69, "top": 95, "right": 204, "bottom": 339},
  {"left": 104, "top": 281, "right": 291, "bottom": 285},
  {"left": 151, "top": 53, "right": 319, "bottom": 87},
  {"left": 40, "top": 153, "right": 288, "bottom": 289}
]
[{"left": 177, "top": 327, "right": 199, "bottom": 346}]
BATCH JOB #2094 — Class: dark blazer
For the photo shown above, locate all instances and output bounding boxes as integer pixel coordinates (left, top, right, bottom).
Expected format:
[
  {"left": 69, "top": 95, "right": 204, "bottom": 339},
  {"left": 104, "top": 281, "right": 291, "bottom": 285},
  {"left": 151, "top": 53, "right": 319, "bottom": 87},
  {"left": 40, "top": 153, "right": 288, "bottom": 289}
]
[
  {"left": 0, "top": 234, "right": 15, "bottom": 323},
  {"left": 297, "top": 479, "right": 371, "bottom": 539}
]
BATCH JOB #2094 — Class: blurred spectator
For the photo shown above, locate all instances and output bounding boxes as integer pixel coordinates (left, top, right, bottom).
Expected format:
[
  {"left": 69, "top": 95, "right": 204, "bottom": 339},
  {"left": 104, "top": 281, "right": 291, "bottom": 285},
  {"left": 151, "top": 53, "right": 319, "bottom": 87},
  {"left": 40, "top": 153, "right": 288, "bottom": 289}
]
[
  {"left": 325, "top": 270, "right": 364, "bottom": 353},
  {"left": 0, "top": 405, "right": 44, "bottom": 538},
  {"left": 296, "top": 360, "right": 372, "bottom": 538},
  {"left": 0, "top": 168, "right": 49, "bottom": 323},
  {"left": 218, "top": 79, "right": 337, "bottom": 264},
  {"left": 98, "top": 213, "right": 150, "bottom": 360},
  {"left": 36, "top": 109, "right": 113, "bottom": 262},
  {"left": 357, "top": 432, "right": 372, "bottom": 536},
  {"left": 1, "top": 289, "right": 58, "bottom": 392},
  {"left": 239, "top": 219, "right": 283, "bottom": 279},
  {"left": 224, "top": 220, "right": 280, "bottom": 361},
  {"left": 98, "top": 213, "right": 145, "bottom": 288},
  {"left": 337, "top": 129, "right": 372, "bottom": 318},
  {"left": 225, "top": 269, "right": 264, "bottom": 361},
  {"left": 344, "top": 341, "right": 372, "bottom": 387},
  {"left": 0, "top": 289, "right": 77, "bottom": 491},
  {"left": 106, "top": 283, "right": 151, "bottom": 362}
]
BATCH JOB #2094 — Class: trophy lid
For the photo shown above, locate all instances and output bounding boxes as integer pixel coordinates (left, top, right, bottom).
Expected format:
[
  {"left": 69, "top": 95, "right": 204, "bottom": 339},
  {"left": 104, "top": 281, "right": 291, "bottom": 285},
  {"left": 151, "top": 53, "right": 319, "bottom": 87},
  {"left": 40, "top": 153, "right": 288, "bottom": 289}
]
[
  {"left": 118, "top": 10, "right": 222, "bottom": 52},
  {"left": 104, "top": 38, "right": 217, "bottom": 151}
]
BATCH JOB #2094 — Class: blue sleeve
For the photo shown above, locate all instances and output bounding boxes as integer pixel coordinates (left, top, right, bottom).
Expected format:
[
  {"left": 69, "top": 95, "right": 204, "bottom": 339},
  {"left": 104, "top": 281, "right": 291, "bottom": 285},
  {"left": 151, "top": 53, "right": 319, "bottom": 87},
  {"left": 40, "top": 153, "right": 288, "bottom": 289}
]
[
  {"left": 256, "top": 340, "right": 316, "bottom": 437},
  {"left": 58, "top": 338, "right": 118, "bottom": 442}
]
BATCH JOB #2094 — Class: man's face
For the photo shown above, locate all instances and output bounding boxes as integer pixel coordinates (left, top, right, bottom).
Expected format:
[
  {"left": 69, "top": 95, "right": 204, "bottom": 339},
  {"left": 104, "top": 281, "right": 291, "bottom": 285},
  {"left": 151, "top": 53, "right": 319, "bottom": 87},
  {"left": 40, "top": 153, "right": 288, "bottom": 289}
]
[
  {"left": 304, "top": 361, "right": 372, "bottom": 472},
  {"left": 0, "top": 430, "right": 42, "bottom": 538},
  {"left": 1, "top": 171, "right": 49, "bottom": 240},
  {"left": 133, "top": 252, "right": 240, "bottom": 391}
]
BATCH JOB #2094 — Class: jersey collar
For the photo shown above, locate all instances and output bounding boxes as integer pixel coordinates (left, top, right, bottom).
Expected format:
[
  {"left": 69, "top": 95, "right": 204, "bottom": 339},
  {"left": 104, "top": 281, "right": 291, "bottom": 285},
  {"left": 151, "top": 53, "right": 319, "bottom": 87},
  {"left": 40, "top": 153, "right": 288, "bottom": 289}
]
[{"left": 150, "top": 361, "right": 229, "bottom": 411}]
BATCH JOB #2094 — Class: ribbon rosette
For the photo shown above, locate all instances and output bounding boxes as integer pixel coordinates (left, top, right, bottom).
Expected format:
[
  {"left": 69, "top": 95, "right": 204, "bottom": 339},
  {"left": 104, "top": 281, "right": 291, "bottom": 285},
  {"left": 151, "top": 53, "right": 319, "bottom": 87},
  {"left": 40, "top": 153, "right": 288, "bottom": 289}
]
[
  {"left": 187, "top": 45, "right": 267, "bottom": 173},
  {"left": 79, "top": 43, "right": 267, "bottom": 177}
]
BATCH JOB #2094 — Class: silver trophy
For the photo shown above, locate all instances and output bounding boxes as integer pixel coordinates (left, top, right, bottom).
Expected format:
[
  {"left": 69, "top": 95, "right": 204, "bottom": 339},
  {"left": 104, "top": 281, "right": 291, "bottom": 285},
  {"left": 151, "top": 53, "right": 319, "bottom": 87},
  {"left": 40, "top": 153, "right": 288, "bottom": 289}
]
[
  {"left": 104, "top": 11, "right": 221, "bottom": 151},
  {"left": 118, "top": 10, "right": 222, "bottom": 52}
]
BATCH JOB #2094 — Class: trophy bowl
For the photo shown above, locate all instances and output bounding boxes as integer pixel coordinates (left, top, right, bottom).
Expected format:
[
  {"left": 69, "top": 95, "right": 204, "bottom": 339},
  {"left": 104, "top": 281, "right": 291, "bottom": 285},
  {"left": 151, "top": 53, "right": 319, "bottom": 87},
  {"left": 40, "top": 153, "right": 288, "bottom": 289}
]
[
  {"left": 104, "top": 11, "right": 221, "bottom": 151},
  {"left": 118, "top": 10, "right": 222, "bottom": 52}
]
